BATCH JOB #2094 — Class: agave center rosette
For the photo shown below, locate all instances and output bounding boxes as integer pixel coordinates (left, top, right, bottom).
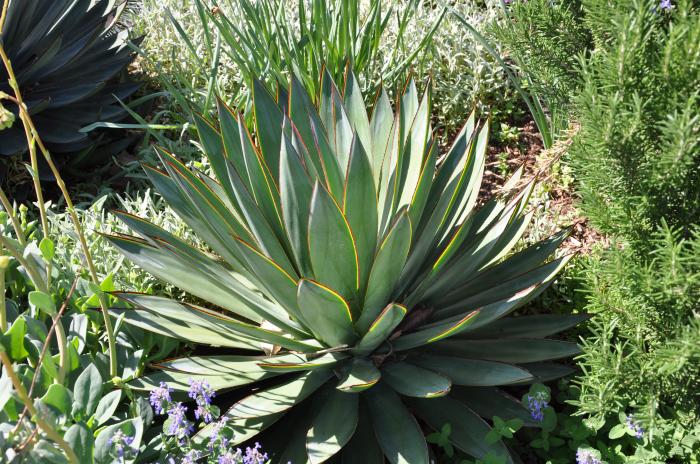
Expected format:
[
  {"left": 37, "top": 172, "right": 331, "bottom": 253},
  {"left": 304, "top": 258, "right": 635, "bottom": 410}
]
[{"left": 106, "top": 69, "right": 584, "bottom": 463}]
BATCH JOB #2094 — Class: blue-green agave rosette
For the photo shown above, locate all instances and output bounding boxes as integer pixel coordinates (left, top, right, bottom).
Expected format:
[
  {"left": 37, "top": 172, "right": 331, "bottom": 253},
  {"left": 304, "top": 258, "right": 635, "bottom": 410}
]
[{"left": 106, "top": 70, "right": 584, "bottom": 463}]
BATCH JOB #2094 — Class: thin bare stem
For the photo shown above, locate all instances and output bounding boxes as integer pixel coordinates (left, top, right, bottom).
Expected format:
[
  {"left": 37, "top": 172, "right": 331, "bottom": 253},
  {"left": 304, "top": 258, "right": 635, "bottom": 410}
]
[
  {"left": 0, "top": 187, "right": 25, "bottom": 245},
  {"left": 0, "top": 255, "right": 8, "bottom": 332},
  {"left": 0, "top": 0, "right": 8, "bottom": 31},
  {"left": 0, "top": 43, "right": 117, "bottom": 378},
  {"left": 0, "top": 352, "right": 79, "bottom": 464}
]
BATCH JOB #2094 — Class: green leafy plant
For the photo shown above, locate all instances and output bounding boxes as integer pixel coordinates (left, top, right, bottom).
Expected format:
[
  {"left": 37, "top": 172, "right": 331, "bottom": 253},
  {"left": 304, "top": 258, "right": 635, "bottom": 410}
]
[
  {"left": 143, "top": 0, "right": 444, "bottom": 120},
  {"left": 106, "top": 70, "right": 583, "bottom": 463},
  {"left": 0, "top": 0, "right": 139, "bottom": 171}
]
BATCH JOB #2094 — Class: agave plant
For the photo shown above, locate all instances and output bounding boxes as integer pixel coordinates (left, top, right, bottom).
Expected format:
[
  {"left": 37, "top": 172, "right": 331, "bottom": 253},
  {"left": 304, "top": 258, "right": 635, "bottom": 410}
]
[
  {"left": 0, "top": 0, "right": 138, "bottom": 168},
  {"left": 106, "top": 70, "right": 583, "bottom": 463}
]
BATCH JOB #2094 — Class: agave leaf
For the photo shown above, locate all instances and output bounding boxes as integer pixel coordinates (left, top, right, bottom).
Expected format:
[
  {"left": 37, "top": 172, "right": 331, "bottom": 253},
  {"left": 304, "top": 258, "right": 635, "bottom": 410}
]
[
  {"left": 230, "top": 369, "right": 332, "bottom": 419},
  {"left": 215, "top": 99, "right": 251, "bottom": 193},
  {"left": 320, "top": 69, "right": 353, "bottom": 177},
  {"left": 297, "top": 279, "right": 357, "bottom": 347},
  {"left": 516, "top": 363, "right": 576, "bottom": 383},
  {"left": 340, "top": 402, "right": 383, "bottom": 463},
  {"left": 417, "top": 111, "right": 476, "bottom": 233},
  {"left": 392, "top": 310, "right": 480, "bottom": 351},
  {"left": 308, "top": 181, "right": 360, "bottom": 300},
  {"left": 410, "top": 396, "right": 514, "bottom": 463},
  {"left": 108, "top": 307, "right": 258, "bottom": 351},
  {"left": 428, "top": 338, "right": 581, "bottom": 363},
  {"left": 289, "top": 75, "right": 345, "bottom": 199},
  {"left": 235, "top": 116, "right": 287, "bottom": 242},
  {"left": 253, "top": 79, "right": 283, "bottom": 182},
  {"left": 408, "top": 354, "right": 533, "bottom": 386},
  {"left": 279, "top": 133, "right": 315, "bottom": 276},
  {"left": 343, "top": 136, "right": 378, "bottom": 290},
  {"left": 438, "top": 121, "right": 489, "bottom": 240},
  {"left": 307, "top": 390, "right": 359, "bottom": 463},
  {"left": 233, "top": 237, "right": 303, "bottom": 324},
  {"left": 194, "top": 110, "right": 242, "bottom": 207},
  {"left": 381, "top": 362, "right": 451, "bottom": 398},
  {"left": 336, "top": 358, "right": 381, "bottom": 393},
  {"left": 368, "top": 87, "right": 394, "bottom": 189},
  {"left": 434, "top": 255, "right": 574, "bottom": 319},
  {"left": 104, "top": 223, "right": 308, "bottom": 336},
  {"left": 356, "top": 211, "right": 412, "bottom": 333},
  {"left": 155, "top": 355, "right": 274, "bottom": 375},
  {"left": 342, "top": 69, "right": 371, "bottom": 154},
  {"left": 111, "top": 294, "right": 316, "bottom": 352},
  {"left": 156, "top": 148, "right": 257, "bottom": 265},
  {"left": 225, "top": 153, "right": 297, "bottom": 276},
  {"left": 400, "top": 122, "right": 478, "bottom": 286},
  {"left": 311, "top": 110, "right": 348, "bottom": 200},
  {"left": 395, "top": 85, "right": 431, "bottom": 213},
  {"left": 103, "top": 233, "right": 267, "bottom": 323},
  {"left": 415, "top": 186, "right": 520, "bottom": 303},
  {"left": 480, "top": 209, "right": 535, "bottom": 269},
  {"left": 406, "top": 140, "right": 438, "bottom": 228},
  {"left": 451, "top": 387, "right": 537, "bottom": 427},
  {"left": 354, "top": 304, "right": 407, "bottom": 356},
  {"left": 274, "top": 402, "right": 317, "bottom": 463},
  {"left": 440, "top": 228, "right": 571, "bottom": 302},
  {"left": 141, "top": 165, "right": 249, "bottom": 269},
  {"left": 462, "top": 314, "right": 591, "bottom": 339},
  {"left": 258, "top": 352, "right": 348, "bottom": 373},
  {"left": 197, "top": 413, "right": 283, "bottom": 447},
  {"left": 366, "top": 384, "right": 429, "bottom": 464},
  {"left": 129, "top": 356, "right": 279, "bottom": 392}
]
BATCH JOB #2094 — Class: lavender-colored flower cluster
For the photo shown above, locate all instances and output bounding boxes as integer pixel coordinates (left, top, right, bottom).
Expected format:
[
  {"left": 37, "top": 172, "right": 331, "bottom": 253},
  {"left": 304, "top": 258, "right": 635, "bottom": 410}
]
[
  {"left": 217, "top": 442, "right": 269, "bottom": 464},
  {"left": 526, "top": 391, "right": 549, "bottom": 422},
  {"left": 149, "top": 381, "right": 173, "bottom": 415},
  {"left": 188, "top": 378, "right": 216, "bottom": 424},
  {"left": 167, "top": 402, "right": 195, "bottom": 440},
  {"left": 659, "top": 0, "right": 673, "bottom": 10},
  {"left": 625, "top": 414, "right": 645, "bottom": 439},
  {"left": 108, "top": 429, "right": 135, "bottom": 460},
  {"left": 576, "top": 449, "right": 602, "bottom": 464},
  {"left": 148, "top": 380, "right": 271, "bottom": 463}
]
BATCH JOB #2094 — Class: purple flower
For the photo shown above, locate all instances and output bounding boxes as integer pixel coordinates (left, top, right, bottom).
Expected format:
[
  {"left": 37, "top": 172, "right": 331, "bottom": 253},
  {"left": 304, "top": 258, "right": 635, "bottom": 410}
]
[
  {"left": 659, "top": 0, "right": 673, "bottom": 10},
  {"left": 526, "top": 391, "right": 548, "bottom": 422},
  {"left": 188, "top": 378, "right": 215, "bottom": 406},
  {"left": 218, "top": 451, "right": 242, "bottom": 464},
  {"left": 181, "top": 450, "right": 201, "bottom": 464},
  {"left": 195, "top": 404, "right": 214, "bottom": 423},
  {"left": 167, "top": 402, "right": 194, "bottom": 439},
  {"left": 208, "top": 417, "right": 229, "bottom": 450},
  {"left": 626, "top": 415, "right": 644, "bottom": 439},
  {"left": 243, "top": 442, "right": 269, "bottom": 464},
  {"left": 217, "top": 443, "right": 269, "bottom": 464},
  {"left": 188, "top": 378, "right": 216, "bottom": 423},
  {"left": 576, "top": 449, "right": 602, "bottom": 464},
  {"left": 108, "top": 430, "right": 135, "bottom": 459},
  {"left": 149, "top": 381, "right": 173, "bottom": 415}
]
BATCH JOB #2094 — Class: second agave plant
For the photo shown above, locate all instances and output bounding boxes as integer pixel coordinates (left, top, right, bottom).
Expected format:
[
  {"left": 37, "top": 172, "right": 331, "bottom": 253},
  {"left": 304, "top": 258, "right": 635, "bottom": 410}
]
[{"left": 107, "top": 70, "right": 583, "bottom": 463}]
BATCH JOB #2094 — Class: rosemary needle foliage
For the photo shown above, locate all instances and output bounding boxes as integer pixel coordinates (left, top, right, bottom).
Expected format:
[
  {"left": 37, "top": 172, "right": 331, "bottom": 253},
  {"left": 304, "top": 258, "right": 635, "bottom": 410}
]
[{"left": 107, "top": 70, "right": 583, "bottom": 463}]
